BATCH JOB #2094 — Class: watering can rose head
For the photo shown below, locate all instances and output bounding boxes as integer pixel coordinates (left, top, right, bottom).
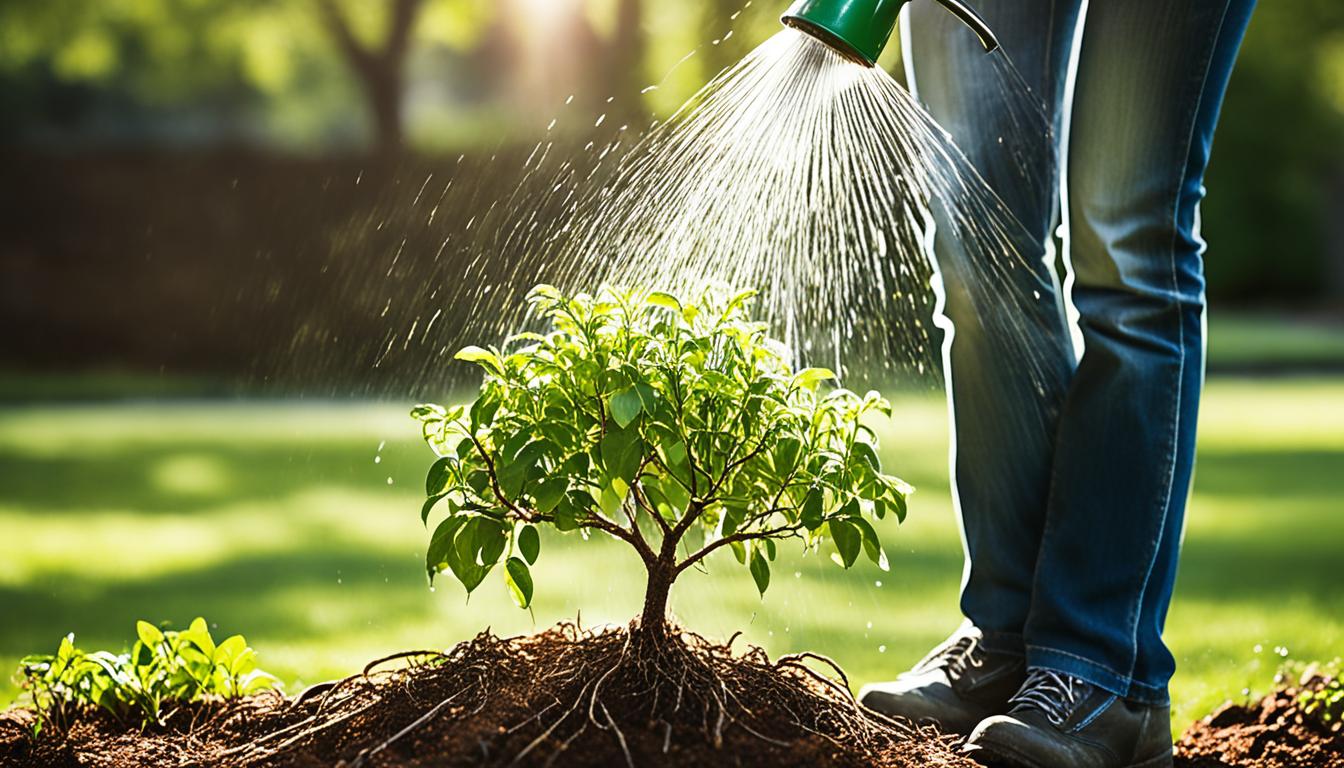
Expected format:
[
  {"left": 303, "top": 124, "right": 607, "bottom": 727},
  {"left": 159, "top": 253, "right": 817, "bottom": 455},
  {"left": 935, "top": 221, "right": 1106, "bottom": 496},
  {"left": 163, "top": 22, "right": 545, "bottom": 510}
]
[{"left": 411, "top": 285, "right": 911, "bottom": 635}]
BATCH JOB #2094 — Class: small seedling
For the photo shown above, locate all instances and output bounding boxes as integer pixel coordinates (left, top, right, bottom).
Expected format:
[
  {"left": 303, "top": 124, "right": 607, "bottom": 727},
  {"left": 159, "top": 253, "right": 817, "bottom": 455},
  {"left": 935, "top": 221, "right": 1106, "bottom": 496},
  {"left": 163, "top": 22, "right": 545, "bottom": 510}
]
[
  {"left": 16, "top": 617, "right": 278, "bottom": 733},
  {"left": 413, "top": 285, "right": 911, "bottom": 638},
  {"left": 1293, "top": 661, "right": 1344, "bottom": 724}
]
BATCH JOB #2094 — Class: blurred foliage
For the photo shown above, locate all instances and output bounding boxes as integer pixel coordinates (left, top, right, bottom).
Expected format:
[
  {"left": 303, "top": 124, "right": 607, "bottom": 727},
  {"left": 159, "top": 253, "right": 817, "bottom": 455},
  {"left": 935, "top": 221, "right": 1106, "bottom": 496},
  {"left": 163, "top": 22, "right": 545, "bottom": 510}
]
[
  {"left": 1201, "top": 0, "right": 1344, "bottom": 301},
  {"left": 0, "top": 0, "right": 1340, "bottom": 300}
]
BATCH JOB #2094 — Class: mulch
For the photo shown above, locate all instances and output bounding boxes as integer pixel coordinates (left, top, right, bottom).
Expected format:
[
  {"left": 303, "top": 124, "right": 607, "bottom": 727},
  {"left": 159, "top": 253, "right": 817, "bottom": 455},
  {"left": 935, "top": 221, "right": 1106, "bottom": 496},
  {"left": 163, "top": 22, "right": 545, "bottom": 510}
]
[
  {"left": 0, "top": 623, "right": 976, "bottom": 768},
  {"left": 1175, "top": 681, "right": 1344, "bottom": 768}
]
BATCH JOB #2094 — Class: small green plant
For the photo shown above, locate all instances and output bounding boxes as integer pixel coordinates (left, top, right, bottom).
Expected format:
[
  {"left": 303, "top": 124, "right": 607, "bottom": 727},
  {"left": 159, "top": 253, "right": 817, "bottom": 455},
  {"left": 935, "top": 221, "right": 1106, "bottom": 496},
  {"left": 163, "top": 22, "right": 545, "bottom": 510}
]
[
  {"left": 1292, "top": 661, "right": 1344, "bottom": 723},
  {"left": 412, "top": 285, "right": 911, "bottom": 638},
  {"left": 16, "top": 617, "right": 278, "bottom": 733}
]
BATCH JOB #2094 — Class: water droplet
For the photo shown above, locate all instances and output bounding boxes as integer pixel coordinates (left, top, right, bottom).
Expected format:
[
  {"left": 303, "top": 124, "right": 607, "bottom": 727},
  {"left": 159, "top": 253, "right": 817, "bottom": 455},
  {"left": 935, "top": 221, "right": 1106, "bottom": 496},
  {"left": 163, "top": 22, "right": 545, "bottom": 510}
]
[
  {"left": 794, "top": 571, "right": 801, "bottom": 579},
  {"left": 386, "top": 477, "right": 394, "bottom": 485},
  {"left": 874, "top": 580, "right": 883, "bottom": 588},
  {"left": 878, "top": 645, "right": 887, "bottom": 653},
  {"left": 1253, "top": 644, "right": 1263, "bottom": 654},
  {"left": 866, "top": 621, "right": 872, "bottom": 629},
  {"left": 374, "top": 456, "right": 382, "bottom": 464}
]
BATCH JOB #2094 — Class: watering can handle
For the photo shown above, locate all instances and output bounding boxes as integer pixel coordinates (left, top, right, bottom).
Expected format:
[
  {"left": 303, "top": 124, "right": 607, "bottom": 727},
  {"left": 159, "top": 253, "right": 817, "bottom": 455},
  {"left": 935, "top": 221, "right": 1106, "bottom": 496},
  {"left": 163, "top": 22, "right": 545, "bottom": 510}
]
[{"left": 931, "top": 0, "right": 1000, "bottom": 53}]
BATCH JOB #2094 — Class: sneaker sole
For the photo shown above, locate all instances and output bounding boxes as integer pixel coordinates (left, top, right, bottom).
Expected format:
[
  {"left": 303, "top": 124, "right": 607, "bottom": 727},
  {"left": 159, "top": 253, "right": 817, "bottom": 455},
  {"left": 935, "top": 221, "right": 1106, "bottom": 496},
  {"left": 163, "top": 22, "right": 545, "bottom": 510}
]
[{"left": 964, "top": 740, "right": 1174, "bottom": 768}]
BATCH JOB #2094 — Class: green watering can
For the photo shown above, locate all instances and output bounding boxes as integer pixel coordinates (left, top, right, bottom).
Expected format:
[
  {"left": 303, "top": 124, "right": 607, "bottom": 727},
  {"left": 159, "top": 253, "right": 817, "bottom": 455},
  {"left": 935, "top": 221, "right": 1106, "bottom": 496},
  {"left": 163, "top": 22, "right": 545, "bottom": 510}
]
[{"left": 782, "top": 0, "right": 1000, "bottom": 65}]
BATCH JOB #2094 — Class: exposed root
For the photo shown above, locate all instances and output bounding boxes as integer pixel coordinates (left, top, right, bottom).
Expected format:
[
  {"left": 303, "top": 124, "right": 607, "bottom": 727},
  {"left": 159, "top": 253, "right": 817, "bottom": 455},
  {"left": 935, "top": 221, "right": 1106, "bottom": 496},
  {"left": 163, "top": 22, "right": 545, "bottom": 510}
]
[{"left": 4, "top": 622, "right": 976, "bottom": 768}]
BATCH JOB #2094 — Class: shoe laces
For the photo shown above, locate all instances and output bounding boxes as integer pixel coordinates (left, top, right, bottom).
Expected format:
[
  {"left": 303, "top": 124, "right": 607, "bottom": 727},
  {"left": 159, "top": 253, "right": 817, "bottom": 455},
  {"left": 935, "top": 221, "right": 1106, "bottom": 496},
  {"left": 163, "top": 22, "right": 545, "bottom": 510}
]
[
  {"left": 1010, "top": 669, "right": 1093, "bottom": 727},
  {"left": 915, "top": 632, "right": 985, "bottom": 681}
]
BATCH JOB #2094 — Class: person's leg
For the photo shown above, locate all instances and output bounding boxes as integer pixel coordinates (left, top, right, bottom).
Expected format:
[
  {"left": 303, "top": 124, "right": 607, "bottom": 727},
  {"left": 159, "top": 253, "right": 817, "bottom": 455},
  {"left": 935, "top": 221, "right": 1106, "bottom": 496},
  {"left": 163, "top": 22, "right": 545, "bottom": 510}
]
[
  {"left": 1024, "top": 0, "right": 1257, "bottom": 704},
  {"left": 903, "top": 0, "right": 1081, "bottom": 652},
  {"left": 857, "top": 0, "right": 1084, "bottom": 733}
]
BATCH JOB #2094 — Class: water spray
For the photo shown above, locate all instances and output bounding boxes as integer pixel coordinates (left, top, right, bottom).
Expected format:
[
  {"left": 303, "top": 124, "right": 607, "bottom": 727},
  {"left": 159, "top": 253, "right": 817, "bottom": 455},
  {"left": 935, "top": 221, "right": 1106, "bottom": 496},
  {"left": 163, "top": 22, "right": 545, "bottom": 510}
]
[{"left": 782, "top": 0, "right": 999, "bottom": 66}]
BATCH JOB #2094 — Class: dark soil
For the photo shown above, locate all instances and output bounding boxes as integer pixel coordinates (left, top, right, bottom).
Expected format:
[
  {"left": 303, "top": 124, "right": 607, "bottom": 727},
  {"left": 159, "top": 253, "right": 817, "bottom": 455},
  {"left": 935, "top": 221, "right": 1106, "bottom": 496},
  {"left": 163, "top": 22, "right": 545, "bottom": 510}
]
[
  {"left": 1175, "top": 682, "right": 1344, "bottom": 768},
  {"left": 0, "top": 623, "right": 975, "bottom": 768}
]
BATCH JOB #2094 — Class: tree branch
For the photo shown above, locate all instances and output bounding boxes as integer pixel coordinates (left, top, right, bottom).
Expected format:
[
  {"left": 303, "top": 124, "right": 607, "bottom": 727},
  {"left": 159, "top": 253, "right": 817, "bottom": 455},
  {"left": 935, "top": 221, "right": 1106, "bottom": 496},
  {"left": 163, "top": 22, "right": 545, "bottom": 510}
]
[
  {"left": 632, "top": 477, "right": 673, "bottom": 538},
  {"left": 466, "top": 433, "right": 537, "bottom": 524},
  {"left": 618, "top": 497, "right": 658, "bottom": 564},
  {"left": 675, "top": 523, "right": 804, "bottom": 574},
  {"left": 385, "top": 0, "right": 421, "bottom": 62},
  {"left": 314, "top": 0, "right": 374, "bottom": 73},
  {"left": 581, "top": 514, "right": 656, "bottom": 566}
]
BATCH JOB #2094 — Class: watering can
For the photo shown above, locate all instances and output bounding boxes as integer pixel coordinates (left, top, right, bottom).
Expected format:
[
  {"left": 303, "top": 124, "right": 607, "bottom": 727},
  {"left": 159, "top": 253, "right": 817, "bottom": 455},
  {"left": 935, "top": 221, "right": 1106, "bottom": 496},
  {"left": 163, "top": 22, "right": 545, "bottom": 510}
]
[{"left": 782, "top": 0, "right": 999, "bottom": 66}]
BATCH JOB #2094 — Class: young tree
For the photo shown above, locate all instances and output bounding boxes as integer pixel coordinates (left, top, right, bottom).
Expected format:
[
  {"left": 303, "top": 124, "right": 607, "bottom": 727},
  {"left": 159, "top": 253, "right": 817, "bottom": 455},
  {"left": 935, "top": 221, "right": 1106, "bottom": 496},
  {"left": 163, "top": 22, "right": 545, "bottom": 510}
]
[{"left": 413, "top": 286, "right": 911, "bottom": 640}]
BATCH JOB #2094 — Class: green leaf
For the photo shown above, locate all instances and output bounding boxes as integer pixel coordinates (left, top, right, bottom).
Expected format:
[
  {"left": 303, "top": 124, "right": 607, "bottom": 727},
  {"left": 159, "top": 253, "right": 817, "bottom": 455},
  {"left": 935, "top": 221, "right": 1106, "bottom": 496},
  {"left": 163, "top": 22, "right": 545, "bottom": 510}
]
[
  {"left": 729, "top": 539, "right": 747, "bottom": 565},
  {"left": 469, "top": 395, "right": 500, "bottom": 431},
  {"left": 532, "top": 477, "right": 568, "bottom": 514},
  {"left": 851, "top": 441, "right": 881, "bottom": 472},
  {"left": 773, "top": 437, "right": 802, "bottom": 474},
  {"left": 425, "top": 458, "right": 453, "bottom": 496},
  {"left": 553, "top": 493, "right": 582, "bottom": 532},
  {"left": 609, "top": 386, "right": 644, "bottom": 428},
  {"left": 505, "top": 557, "right": 535, "bottom": 609},
  {"left": 647, "top": 292, "right": 682, "bottom": 312},
  {"left": 720, "top": 502, "right": 747, "bottom": 537},
  {"left": 421, "top": 494, "right": 448, "bottom": 525},
  {"left": 455, "top": 345, "right": 501, "bottom": 368},
  {"left": 426, "top": 516, "right": 466, "bottom": 582},
  {"left": 851, "top": 517, "right": 890, "bottom": 571},
  {"left": 829, "top": 518, "right": 861, "bottom": 569},
  {"left": 410, "top": 404, "right": 447, "bottom": 421},
  {"left": 518, "top": 525, "right": 540, "bottom": 565},
  {"left": 599, "top": 426, "right": 643, "bottom": 485},
  {"left": 749, "top": 547, "right": 771, "bottom": 595},
  {"left": 801, "top": 488, "right": 825, "bottom": 531},
  {"left": 136, "top": 621, "right": 164, "bottom": 648},
  {"left": 793, "top": 368, "right": 836, "bottom": 389}
]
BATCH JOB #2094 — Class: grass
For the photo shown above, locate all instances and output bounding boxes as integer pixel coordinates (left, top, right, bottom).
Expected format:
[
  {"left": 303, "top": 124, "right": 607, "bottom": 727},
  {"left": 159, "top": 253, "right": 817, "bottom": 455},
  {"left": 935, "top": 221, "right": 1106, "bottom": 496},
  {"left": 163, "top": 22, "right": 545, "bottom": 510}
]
[
  {"left": 1, "top": 377, "right": 1341, "bottom": 735},
  {"left": 1206, "top": 313, "right": 1344, "bottom": 370}
]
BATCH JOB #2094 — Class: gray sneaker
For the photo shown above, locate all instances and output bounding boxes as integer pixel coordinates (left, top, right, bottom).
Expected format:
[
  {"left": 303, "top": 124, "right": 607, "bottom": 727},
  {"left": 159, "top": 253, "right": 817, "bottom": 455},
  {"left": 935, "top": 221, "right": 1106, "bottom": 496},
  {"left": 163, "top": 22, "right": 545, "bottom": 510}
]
[
  {"left": 858, "top": 624, "right": 1027, "bottom": 735},
  {"left": 962, "top": 669, "right": 1174, "bottom": 768}
]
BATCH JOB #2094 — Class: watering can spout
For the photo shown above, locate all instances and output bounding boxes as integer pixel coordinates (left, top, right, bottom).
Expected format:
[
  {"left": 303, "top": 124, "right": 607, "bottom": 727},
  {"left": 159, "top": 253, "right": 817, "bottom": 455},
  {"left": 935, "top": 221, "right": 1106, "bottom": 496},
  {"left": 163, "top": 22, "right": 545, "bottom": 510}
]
[{"left": 781, "top": 0, "right": 999, "bottom": 67}]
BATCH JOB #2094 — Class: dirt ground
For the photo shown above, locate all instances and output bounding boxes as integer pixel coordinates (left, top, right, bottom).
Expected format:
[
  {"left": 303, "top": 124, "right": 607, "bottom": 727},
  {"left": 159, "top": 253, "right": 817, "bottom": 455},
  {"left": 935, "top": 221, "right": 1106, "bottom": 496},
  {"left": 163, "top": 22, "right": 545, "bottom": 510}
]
[
  {"left": 0, "top": 624, "right": 975, "bottom": 768},
  {"left": 1174, "top": 682, "right": 1344, "bottom": 768},
  {"left": 2, "top": 624, "right": 1339, "bottom": 768}
]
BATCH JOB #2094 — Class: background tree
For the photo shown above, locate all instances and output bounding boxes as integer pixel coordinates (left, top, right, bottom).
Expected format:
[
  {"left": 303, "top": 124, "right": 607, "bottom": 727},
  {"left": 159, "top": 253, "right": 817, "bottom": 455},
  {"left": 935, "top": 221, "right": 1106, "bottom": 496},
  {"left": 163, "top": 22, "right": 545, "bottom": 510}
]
[{"left": 314, "top": 0, "right": 423, "bottom": 154}]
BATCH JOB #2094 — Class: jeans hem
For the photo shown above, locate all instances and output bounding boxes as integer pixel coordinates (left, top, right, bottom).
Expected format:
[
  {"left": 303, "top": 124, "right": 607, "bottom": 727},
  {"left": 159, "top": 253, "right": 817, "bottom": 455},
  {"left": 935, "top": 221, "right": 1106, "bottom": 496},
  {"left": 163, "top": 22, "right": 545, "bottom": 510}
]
[{"left": 1025, "top": 645, "right": 1170, "bottom": 705}]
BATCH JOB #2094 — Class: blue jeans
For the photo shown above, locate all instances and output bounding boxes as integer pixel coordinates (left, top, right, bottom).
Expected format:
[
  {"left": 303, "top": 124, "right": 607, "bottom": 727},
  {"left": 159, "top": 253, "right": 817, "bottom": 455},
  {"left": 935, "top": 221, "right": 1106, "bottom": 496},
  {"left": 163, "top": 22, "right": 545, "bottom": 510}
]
[{"left": 904, "top": 0, "right": 1255, "bottom": 704}]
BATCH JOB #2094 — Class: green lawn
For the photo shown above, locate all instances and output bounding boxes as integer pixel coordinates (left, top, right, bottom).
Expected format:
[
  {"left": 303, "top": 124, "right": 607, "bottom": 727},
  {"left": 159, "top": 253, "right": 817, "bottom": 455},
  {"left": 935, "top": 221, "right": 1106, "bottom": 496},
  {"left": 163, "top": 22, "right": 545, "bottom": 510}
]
[{"left": 1, "top": 378, "right": 1341, "bottom": 733}]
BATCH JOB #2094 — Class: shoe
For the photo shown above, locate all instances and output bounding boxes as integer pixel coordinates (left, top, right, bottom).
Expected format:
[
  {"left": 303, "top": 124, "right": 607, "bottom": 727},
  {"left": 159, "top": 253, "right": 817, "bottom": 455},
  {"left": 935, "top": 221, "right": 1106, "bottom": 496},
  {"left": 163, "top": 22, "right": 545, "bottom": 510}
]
[
  {"left": 962, "top": 668, "right": 1174, "bottom": 768},
  {"left": 858, "top": 624, "right": 1027, "bottom": 735}
]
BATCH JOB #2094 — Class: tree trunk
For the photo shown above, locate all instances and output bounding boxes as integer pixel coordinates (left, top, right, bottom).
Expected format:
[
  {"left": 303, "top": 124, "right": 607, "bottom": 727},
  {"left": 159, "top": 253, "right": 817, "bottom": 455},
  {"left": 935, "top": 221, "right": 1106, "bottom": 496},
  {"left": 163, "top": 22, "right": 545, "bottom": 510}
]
[
  {"left": 315, "top": 0, "right": 420, "bottom": 156},
  {"left": 366, "top": 65, "right": 404, "bottom": 155},
  {"left": 637, "top": 562, "right": 675, "bottom": 639},
  {"left": 604, "top": 0, "right": 647, "bottom": 124}
]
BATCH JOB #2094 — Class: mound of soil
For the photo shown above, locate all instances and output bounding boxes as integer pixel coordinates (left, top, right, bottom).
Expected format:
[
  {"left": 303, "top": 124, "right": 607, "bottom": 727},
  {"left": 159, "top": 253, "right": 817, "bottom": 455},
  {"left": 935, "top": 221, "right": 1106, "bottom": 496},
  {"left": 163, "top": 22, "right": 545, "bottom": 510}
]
[
  {"left": 0, "top": 623, "right": 975, "bottom": 768},
  {"left": 1175, "top": 684, "right": 1344, "bottom": 768}
]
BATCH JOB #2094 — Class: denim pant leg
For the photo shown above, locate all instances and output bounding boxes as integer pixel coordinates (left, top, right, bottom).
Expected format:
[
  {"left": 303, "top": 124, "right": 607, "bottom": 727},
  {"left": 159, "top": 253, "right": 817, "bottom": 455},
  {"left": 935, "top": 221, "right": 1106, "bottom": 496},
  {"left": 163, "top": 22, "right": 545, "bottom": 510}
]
[
  {"left": 1024, "top": 0, "right": 1257, "bottom": 704},
  {"left": 904, "top": 0, "right": 1081, "bottom": 653}
]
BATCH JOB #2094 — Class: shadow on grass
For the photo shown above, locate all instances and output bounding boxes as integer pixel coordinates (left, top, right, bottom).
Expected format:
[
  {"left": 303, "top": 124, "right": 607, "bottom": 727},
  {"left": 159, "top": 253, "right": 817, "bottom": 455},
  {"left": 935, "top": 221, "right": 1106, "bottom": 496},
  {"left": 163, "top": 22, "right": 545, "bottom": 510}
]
[{"left": 0, "top": 440, "right": 426, "bottom": 514}]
